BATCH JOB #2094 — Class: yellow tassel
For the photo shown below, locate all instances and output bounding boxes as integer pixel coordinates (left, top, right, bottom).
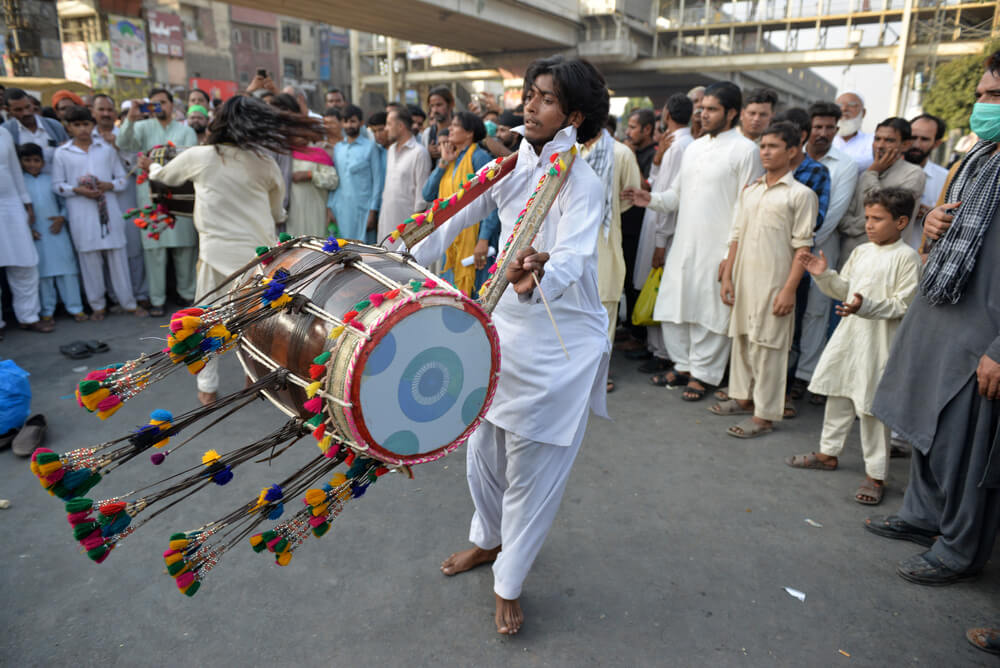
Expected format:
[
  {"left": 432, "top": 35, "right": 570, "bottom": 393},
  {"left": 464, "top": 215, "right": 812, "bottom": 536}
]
[
  {"left": 311, "top": 502, "right": 329, "bottom": 517},
  {"left": 317, "top": 435, "right": 331, "bottom": 453},
  {"left": 306, "top": 381, "right": 322, "bottom": 398},
  {"left": 164, "top": 552, "right": 183, "bottom": 566},
  {"left": 186, "top": 359, "right": 206, "bottom": 375},
  {"left": 168, "top": 539, "right": 188, "bottom": 551},
  {"left": 172, "top": 327, "right": 196, "bottom": 342},
  {"left": 329, "top": 472, "right": 347, "bottom": 487},
  {"left": 202, "top": 450, "right": 220, "bottom": 466},
  {"left": 206, "top": 324, "right": 231, "bottom": 340},
  {"left": 38, "top": 460, "right": 62, "bottom": 476},
  {"left": 29, "top": 459, "right": 39, "bottom": 476},
  {"left": 269, "top": 293, "right": 292, "bottom": 309},
  {"left": 456, "top": 188, "right": 465, "bottom": 200},
  {"left": 81, "top": 387, "right": 110, "bottom": 411},
  {"left": 180, "top": 316, "right": 201, "bottom": 330},
  {"left": 276, "top": 551, "right": 292, "bottom": 566},
  {"left": 304, "top": 489, "right": 327, "bottom": 506},
  {"left": 487, "top": 170, "right": 495, "bottom": 179},
  {"left": 426, "top": 211, "right": 433, "bottom": 224},
  {"left": 328, "top": 325, "right": 345, "bottom": 340},
  {"left": 249, "top": 534, "right": 263, "bottom": 546},
  {"left": 390, "top": 230, "right": 400, "bottom": 240}
]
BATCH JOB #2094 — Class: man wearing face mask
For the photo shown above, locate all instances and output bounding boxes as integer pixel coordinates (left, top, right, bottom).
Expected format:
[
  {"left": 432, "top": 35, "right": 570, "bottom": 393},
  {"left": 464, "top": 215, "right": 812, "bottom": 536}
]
[
  {"left": 186, "top": 105, "right": 210, "bottom": 145},
  {"left": 833, "top": 90, "right": 874, "bottom": 173},
  {"left": 865, "top": 52, "right": 1000, "bottom": 606}
]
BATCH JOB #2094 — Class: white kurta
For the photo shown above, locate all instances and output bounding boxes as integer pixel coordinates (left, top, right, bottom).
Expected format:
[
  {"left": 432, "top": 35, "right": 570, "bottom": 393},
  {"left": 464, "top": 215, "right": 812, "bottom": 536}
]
[
  {"left": 834, "top": 131, "right": 874, "bottom": 173},
  {"left": 647, "top": 127, "right": 763, "bottom": 334},
  {"left": 150, "top": 145, "right": 285, "bottom": 276},
  {"left": 808, "top": 240, "right": 921, "bottom": 413},
  {"left": 0, "top": 127, "right": 37, "bottom": 268},
  {"left": 51, "top": 140, "right": 128, "bottom": 253},
  {"left": 411, "top": 125, "right": 609, "bottom": 447},
  {"left": 634, "top": 127, "right": 693, "bottom": 291},
  {"left": 13, "top": 116, "right": 61, "bottom": 173},
  {"left": 906, "top": 160, "right": 949, "bottom": 249},
  {"left": 377, "top": 136, "right": 432, "bottom": 241}
]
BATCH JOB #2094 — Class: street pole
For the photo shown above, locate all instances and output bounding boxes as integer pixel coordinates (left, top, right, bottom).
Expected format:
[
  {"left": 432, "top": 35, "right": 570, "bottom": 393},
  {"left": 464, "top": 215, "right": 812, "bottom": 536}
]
[{"left": 889, "top": 0, "right": 913, "bottom": 116}]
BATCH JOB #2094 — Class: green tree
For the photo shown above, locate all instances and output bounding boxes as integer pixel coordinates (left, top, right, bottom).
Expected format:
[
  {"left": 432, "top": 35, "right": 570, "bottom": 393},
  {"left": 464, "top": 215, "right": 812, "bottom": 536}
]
[{"left": 924, "top": 39, "right": 1000, "bottom": 132}]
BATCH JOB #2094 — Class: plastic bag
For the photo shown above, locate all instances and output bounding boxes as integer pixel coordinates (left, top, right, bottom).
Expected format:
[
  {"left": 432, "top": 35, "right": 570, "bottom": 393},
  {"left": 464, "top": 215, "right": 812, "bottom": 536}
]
[
  {"left": 0, "top": 359, "right": 31, "bottom": 433},
  {"left": 632, "top": 267, "right": 663, "bottom": 327}
]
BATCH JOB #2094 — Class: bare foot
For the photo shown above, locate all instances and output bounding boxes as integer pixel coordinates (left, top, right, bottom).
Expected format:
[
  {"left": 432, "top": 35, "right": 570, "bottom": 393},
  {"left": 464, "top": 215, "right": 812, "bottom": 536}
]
[
  {"left": 495, "top": 594, "right": 523, "bottom": 635},
  {"left": 197, "top": 391, "right": 218, "bottom": 406},
  {"left": 440, "top": 545, "right": 500, "bottom": 576}
]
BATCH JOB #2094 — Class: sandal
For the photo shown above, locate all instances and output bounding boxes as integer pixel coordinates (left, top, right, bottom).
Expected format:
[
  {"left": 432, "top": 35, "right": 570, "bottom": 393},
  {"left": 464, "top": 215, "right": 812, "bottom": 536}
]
[
  {"left": 966, "top": 628, "right": 1000, "bottom": 655},
  {"left": 855, "top": 479, "right": 884, "bottom": 505},
  {"left": 149, "top": 305, "right": 165, "bottom": 317},
  {"left": 606, "top": 379, "right": 615, "bottom": 393},
  {"left": 727, "top": 417, "right": 773, "bottom": 439},
  {"left": 90, "top": 310, "right": 106, "bottom": 321},
  {"left": 783, "top": 399, "right": 797, "bottom": 419},
  {"left": 85, "top": 340, "right": 110, "bottom": 354},
  {"left": 650, "top": 370, "right": 689, "bottom": 388},
  {"left": 708, "top": 399, "right": 752, "bottom": 416},
  {"left": 681, "top": 380, "right": 712, "bottom": 402},
  {"left": 59, "top": 341, "right": 91, "bottom": 360},
  {"left": 72, "top": 312, "right": 89, "bottom": 322},
  {"left": 863, "top": 515, "right": 937, "bottom": 547},
  {"left": 784, "top": 452, "right": 838, "bottom": 470},
  {"left": 714, "top": 387, "right": 730, "bottom": 401}
]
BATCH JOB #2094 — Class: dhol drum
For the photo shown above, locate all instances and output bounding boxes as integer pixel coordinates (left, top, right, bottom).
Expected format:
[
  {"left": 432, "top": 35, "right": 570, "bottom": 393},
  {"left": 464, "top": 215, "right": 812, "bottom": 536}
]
[
  {"left": 234, "top": 239, "right": 501, "bottom": 466},
  {"left": 147, "top": 144, "right": 195, "bottom": 218}
]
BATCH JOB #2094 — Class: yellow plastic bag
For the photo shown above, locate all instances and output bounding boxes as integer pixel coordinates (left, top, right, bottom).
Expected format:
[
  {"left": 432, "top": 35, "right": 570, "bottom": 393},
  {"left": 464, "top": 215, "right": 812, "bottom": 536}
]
[{"left": 631, "top": 267, "right": 662, "bottom": 327}]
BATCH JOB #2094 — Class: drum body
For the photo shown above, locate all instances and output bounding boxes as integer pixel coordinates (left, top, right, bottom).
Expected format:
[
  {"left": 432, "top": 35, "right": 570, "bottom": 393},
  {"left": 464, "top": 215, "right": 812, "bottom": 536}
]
[
  {"left": 147, "top": 145, "right": 194, "bottom": 217},
  {"left": 234, "top": 242, "right": 500, "bottom": 466}
]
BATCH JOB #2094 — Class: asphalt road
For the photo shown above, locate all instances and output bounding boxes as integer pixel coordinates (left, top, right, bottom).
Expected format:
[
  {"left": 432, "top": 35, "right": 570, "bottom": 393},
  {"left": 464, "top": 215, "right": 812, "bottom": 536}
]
[{"left": 1, "top": 312, "right": 997, "bottom": 667}]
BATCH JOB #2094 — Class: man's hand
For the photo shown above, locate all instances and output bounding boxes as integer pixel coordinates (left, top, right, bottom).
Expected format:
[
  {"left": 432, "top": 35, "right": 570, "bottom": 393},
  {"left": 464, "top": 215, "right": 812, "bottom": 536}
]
[
  {"left": 31, "top": 228, "right": 42, "bottom": 241},
  {"left": 621, "top": 186, "right": 651, "bottom": 207},
  {"left": 720, "top": 277, "right": 735, "bottom": 306},
  {"left": 835, "top": 293, "right": 863, "bottom": 317},
  {"left": 869, "top": 147, "right": 898, "bottom": 174},
  {"left": 246, "top": 74, "right": 278, "bottom": 95},
  {"left": 473, "top": 238, "right": 490, "bottom": 270},
  {"left": 74, "top": 185, "right": 101, "bottom": 200},
  {"left": 506, "top": 246, "right": 549, "bottom": 295},
  {"left": 127, "top": 99, "right": 146, "bottom": 122},
  {"left": 653, "top": 130, "right": 675, "bottom": 165},
  {"left": 49, "top": 216, "right": 65, "bottom": 234},
  {"left": 99, "top": 129, "right": 117, "bottom": 148},
  {"left": 292, "top": 170, "right": 312, "bottom": 183},
  {"left": 651, "top": 246, "right": 666, "bottom": 269},
  {"left": 798, "top": 249, "right": 829, "bottom": 276},
  {"left": 137, "top": 154, "right": 152, "bottom": 171},
  {"left": 96, "top": 181, "right": 113, "bottom": 192},
  {"left": 772, "top": 286, "right": 796, "bottom": 316},
  {"left": 24, "top": 202, "right": 34, "bottom": 226},
  {"left": 924, "top": 201, "right": 960, "bottom": 241},
  {"left": 367, "top": 210, "right": 377, "bottom": 231},
  {"left": 976, "top": 354, "right": 1000, "bottom": 400}
]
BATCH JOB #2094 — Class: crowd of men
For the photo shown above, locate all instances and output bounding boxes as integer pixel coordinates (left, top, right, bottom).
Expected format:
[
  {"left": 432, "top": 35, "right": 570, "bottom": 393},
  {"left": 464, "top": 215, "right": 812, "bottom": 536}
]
[{"left": 0, "top": 53, "right": 997, "bottom": 651}]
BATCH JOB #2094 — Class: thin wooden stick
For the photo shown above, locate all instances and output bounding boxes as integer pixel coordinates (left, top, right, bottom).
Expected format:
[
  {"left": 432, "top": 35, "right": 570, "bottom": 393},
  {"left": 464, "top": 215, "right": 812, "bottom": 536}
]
[{"left": 532, "top": 272, "right": 570, "bottom": 360}]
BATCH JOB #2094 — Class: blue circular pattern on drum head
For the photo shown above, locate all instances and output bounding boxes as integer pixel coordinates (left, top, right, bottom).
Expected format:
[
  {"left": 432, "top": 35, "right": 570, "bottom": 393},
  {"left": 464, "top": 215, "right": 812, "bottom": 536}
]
[
  {"left": 442, "top": 306, "right": 476, "bottom": 333},
  {"left": 364, "top": 331, "right": 396, "bottom": 377},
  {"left": 462, "top": 387, "right": 488, "bottom": 425},
  {"left": 397, "top": 347, "right": 463, "bottom": 422},
  {"left": 383, "top": 430, "right": 420, "bottom": 456}
]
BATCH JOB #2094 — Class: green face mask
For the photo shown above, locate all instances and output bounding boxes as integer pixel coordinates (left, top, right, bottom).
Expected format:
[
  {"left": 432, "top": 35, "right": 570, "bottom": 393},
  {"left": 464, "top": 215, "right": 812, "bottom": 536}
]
[{"left": 970, "top": 102, "right": 1000, "bottom": 142}]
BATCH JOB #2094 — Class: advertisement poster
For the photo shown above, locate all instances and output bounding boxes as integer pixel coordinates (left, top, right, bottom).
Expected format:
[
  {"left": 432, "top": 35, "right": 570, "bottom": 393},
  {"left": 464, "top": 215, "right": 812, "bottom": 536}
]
[
  {"left": 108, "top": 15, "right": 149, "bottom": 77},
  {"left": 87, "top": 41, "right": 115, "bottom": 89},
  {"left": 148, "top": 11, "right": 183, "bottom": 58},
  {"left": 188, "top": 78, "right": 239, "bottom": 101},
  {"left": 61, "top": 41, "right": 92, "bottom": 86}
]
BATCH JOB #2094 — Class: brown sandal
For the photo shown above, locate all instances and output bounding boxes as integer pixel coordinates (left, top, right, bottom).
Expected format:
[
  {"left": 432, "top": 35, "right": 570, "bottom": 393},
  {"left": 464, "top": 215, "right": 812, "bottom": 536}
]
[
  {"left": 855, "top": 479, "right": 884, "bottom": 505},
  {"left": 784, "top": 452, "right": 838, "bottom": 470}
]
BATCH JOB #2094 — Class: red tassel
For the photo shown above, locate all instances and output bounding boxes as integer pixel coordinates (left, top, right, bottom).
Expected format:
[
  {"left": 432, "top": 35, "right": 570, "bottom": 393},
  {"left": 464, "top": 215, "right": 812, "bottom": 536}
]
[
  {"left": 312, "top": 423, "right": 326, "bottom": 439},
  {"left": 309, "top": 364, "right": 326, "bottom": 379},
  {"left": 375, "top": 466, "right": 389, "bottom": 476},
  {"left": 342, "top": 310, "right": 358, "bottom": 321},
  {"left": 345, "top": 451, "right": 356, "bottom": 466},
  {"left": 99, "top": 501, "right": 127, "bottom": 516},
  {"left": 396, "top": 223, "right": 407, "bottom": 234},
  {"left": 384, "top": 289, "right": 400, "bottom": 299}
]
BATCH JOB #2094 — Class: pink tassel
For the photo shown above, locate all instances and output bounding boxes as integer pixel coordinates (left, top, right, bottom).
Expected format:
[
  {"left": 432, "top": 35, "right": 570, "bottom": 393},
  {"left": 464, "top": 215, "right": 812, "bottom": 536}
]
[
  {"left": 66, "top": 511, "right": 93, "bottom": 525},
  {"left": 80, "top": 535, "right": 106, "bottom": 550},
  {"left": 303, "top": 397, "right": 323, "bottom": 413},
  {"left": 44, "top": 467, "right": 66, "bottom": 484},
  {"left": 413, "top": 213, "right": 426, "bottom": 224},
  {"left": 448, "top": 194, "right": 458, "bottom": 206},
  {"left": 488, "top": 263, "right": 498, "bottom": 274},
  {"left": 348, "top": 319, "right": 365, "bottom": 330},
  {"left": 96, "top": 395, "right": 121, "bottom": 411},
  {"left": 85, "top": 369, "right": 109, "bottom": 381},
  {"left": 368, "top": 293, "right": 384, "bottom": 307},
  {"left": 422, "top": 278, "right": 437, "bottom": 288},
  {"left": 308, "top": 515, "right": 326, "bottom": 527},
  {"left": 324, "top": 443, "right": 341, "bottom": 458},
  {"left": 175, "top": 572, "right": 195, "bottom": 589},
  {"left": 478, "top": 172, "right": 487, "bottom": 184},
  {"left": 163, "top": 549, "right": 179, "bottom": 558}
]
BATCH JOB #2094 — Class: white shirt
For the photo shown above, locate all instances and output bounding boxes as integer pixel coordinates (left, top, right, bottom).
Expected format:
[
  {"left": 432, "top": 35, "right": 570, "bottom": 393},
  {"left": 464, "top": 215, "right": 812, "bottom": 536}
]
[
  {"left": 647, "top": 127, "right": 764, "bottom": 333},
  {"left": 17, "top": 115, "right": 60, "bottom": 173},
  {"left": 814, "top": 146, "right": 858, "bottom": 248},
  {"left": 377, "top": 135, "right": 432, "bottom": 241},
  {"left": 903, "top": 160, "right": 950, "bottom": 249},
  {"left": 51, "top": 139, "right": 128, "bottom": 252},
  {"left": 412, "top": 125, "right": 609, "bottom": 446},
  {"left": 834, "top": 131, "right": 874, "bottom": 174},
  {"left": 150, "top": 144, "right": 284, "bottom": 275},
  {"left": 0, "top": 126, "right": 37, "bottom": 268}
]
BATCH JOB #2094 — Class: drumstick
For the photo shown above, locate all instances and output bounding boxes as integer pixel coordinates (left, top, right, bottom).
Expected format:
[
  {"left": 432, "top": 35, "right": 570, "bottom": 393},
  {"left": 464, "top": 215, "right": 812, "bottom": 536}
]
[{"left": 531, "top": 272, "right": 570, "bottom": 360}]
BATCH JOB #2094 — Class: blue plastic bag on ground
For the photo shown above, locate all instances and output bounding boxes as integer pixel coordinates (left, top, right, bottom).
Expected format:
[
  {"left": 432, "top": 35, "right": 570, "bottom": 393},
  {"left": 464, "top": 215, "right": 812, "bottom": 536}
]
[{"left": 0, "top": 359, "right": 31, "bottom": 433}]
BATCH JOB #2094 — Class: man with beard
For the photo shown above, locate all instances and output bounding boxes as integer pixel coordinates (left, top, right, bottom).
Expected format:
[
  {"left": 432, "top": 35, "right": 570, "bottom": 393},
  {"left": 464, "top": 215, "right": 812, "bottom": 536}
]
[
  {"left": 420, "top": 86, "right": 454, "bottom": 160},
  {"left": 186, "top": 105, "right": 210, "bottom": 145},
  {"left": 2, "top": 88, "right": 69, "bottom": 171},
  {"left": 834, "top": 90, "right": 874, "bottom": 173},
  {"left": 408, "top": 104, "right": 427, "bottom": 136},
  {"left": 118, "top": 89, "right": 198, "bottom": 317},
  {"left": 376, "top": 106, "right": 430, "bottom": 241},
  {"left": 687, "top": 85, "right": 705, "bottom": 139},
  {"left": 92, "top": 93, "right": 150, "bottom": 309},
  {"left": 904, "top": 113, "right": 949, "bottom": 249},
  {"left": 327, "top": 105, "right": 384, "bottom": 241},
  {"left": 495, "top": 109, "right": 523, "bottom": 151},
  {"left": 625, "top": 82, "right": 763, "bottom": 401}
]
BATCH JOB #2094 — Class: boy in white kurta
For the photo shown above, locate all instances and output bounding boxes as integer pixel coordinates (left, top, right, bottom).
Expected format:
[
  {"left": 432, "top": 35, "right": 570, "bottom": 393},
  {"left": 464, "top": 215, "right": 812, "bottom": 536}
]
[
  {"left": 785, "top": 187, "right": 921, "bottom": 505},
  {"left": 412, "top": 57, "right": 609, "bottom": 636},
  {"left": 713, "top": 123, "right": 817, "bottom": 438},
  {"left": 51, "top": 107, "right": 137, "bottom": 319}
]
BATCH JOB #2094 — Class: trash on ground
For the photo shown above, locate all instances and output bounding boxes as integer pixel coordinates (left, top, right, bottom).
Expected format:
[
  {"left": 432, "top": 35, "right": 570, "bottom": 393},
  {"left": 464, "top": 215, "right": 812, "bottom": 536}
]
[
  {"left": 805, "top": 518, "right": 823, "bottom": 527},
  {"left": 783, "top": 587, "right": 806, "bottom": 602}
]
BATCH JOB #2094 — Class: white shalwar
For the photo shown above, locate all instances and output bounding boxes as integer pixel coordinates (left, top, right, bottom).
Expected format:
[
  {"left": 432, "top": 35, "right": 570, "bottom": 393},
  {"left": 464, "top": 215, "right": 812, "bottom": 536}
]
[
  {"left": 646, "top": 127, "right": 763, "bottom": 384},
  {"left": 0, "top": 127, "right": 41, "bottom": 327},
  {"left": 411, "top": 125, "right": 608, "bottom": 600}
]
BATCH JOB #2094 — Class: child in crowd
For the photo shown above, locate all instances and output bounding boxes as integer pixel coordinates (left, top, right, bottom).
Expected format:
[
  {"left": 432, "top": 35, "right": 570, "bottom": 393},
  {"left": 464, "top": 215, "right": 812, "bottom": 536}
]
[
  {"left": 784, "top": 187, "right": 921, "bottom": 505},
  {"left": 19, "top": 143, "right": 86, "bottom": 322},
  {"left": 51, "top": 106, "right": 141, "bottom": 320},
  {"left": 711, "top": 122, "right": 817, "bottom": 438}
]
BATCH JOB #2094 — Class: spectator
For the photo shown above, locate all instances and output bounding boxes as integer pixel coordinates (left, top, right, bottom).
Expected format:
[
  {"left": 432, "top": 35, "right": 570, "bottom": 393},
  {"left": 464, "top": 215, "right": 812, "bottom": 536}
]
[
  {"left": 421, "top": 86, "right": 454, "bottom": 161},
  {"left": 687, "top": 85, "right": 706, "bottom": 139},
  {"left": 408, "top": 104, "right": 427, "bottom": 136},
  {"left": 834, "top": 90, "right": 874, "bottom": 173},
  {"left": 904, "top": 113, "right": 949, "bottom": 249},
  {"left": 187, "top": 88, "right": 210, "bottom": 112},
  {"left": 327, "top": 105, "right": 384, "bottom": 241},
  {"left": 52, "top": 90, "right": 86, "bottom": 123},
  {"left": 187, "top": 105, "right": 210, "bottom": 145},
  {"left": 377, "top": 105, "right": 431, "bottom": 241},
  {"left": 325, "top": 88, "right": 347, "bottom": 112},
  {"left": 739, "top": 88, "right": 778, "bottom": 143},
  {"left": 3, "top": 88, "right": 69, "bottom": 172}
]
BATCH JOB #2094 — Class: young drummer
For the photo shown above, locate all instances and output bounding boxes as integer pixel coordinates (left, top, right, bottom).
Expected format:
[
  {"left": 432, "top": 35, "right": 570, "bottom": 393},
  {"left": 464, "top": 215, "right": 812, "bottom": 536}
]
[
  {"left": 711, "top": 122, "right": 817, "bottom": 438},
  {"left": 19, "top": 143, "right": 86, "bottom": 322},
  {"left": 410, "top": 56, "right": 609, "bottom": 635},
  {"left": 785, "top": 188, "right": 921, "bottom": 505},
  {"left": 51, "top": 106, "right": 139, "bottom": 320}
]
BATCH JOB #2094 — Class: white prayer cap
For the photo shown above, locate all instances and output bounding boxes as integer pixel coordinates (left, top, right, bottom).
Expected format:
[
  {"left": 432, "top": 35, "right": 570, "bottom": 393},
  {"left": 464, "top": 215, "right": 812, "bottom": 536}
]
[
  {"left": 120, "top": 100, "right": 131, "bottom": 111},
  {"left": 836, "top": 89, "right": 866, "bottom": 108}
]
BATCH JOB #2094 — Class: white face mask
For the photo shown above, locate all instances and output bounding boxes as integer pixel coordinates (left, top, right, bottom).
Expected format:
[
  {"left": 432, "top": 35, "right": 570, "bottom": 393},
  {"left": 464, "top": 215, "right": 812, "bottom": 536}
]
[{"left": 838, "top": 115, "right": 863, "bottom": 138}]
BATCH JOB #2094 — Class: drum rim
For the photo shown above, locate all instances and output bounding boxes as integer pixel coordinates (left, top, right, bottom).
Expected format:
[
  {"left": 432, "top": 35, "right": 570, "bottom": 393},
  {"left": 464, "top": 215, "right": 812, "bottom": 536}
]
[{"left": 340, "top": 288, "right": 501, "bottom": 466}]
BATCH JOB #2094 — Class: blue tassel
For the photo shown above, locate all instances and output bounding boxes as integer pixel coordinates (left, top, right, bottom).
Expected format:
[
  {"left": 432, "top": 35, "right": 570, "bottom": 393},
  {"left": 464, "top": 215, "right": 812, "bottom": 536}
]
[
  {"left": 322, "top": 236, "right": 340, "bottom": 252},
  {"left": 266, "top": 503, "right": 284, "bottom": 520},
  {"left": 101, "top": 513, "right": 131, "bottom": 537},
  {"left": 62, "top": 468, "right": 92, "bottom": 490},
  {"left": 264, "top": 483, "right": 283, "bottom": 502},
  {"left": 150, "top": 409, "right": 173, "bottom": 421},
  {"left": 212, "top": 466, "right": 233, "bottom": 485}
]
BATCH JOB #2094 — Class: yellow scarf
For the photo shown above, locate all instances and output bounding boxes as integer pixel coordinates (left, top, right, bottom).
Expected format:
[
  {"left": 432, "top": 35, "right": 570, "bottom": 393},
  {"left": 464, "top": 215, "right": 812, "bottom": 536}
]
[{"left": 440, "top": 146, "right": 479, "bottom": 296}]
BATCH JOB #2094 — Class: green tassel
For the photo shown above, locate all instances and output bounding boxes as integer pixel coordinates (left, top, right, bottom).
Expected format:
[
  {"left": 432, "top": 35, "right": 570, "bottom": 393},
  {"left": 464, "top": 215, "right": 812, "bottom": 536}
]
[
  {"left": 255, "top": 246, "right": 270, "bottom": 256},
  {"left": 273, "top": 538, "right": 288, "bottom": 553},
  {"left": 78, "top": 380, "right": 101, "bottom": 395},
  {"left": 312, "top": 522, "right": 330, "bottom": 537},
  {"left": 261, "top": 530, "right": 277, "bottom": 542},
  {"left": 86, "top": 545, "right": 109, "bottom": 561},
  {"left": 353, "top": 299, "right": 370, "bottom": 311},
  {"left": 251, "top": 540, "right": 267, "bottom": 553},
  {"left": 73, "top": 522, "right": 100, "bottom": 540},
  {"left": 409, "top": 279, "right": 422, "bottom": 290},
  {"left": 35, "top": 451, "right": 60, "bottom": 465},
  {"left": 313, "top": 351, "right": 331, "bottom": 365},
  {"left": 183, "top": 580, "right": 201, "bottom": 596},
  {"left": 167, "top": 560, "right": 187, "bottom": 575},
  {"left": 306, "top": 414, "right": 323, "bottom": 428},
  {"left": 169, "top": 532, "right": 187, "bottom": 541},
  {"left": 278, "top": 232, "right": 292, "bottom": 242},
  {"left": 65, "top": 498, "right": 93, "bottom": 513}
]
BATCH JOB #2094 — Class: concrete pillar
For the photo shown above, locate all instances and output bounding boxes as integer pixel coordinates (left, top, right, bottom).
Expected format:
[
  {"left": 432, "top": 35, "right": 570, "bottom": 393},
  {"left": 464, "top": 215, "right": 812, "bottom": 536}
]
[
  {"left": 350, "top": 30, "right": 361, "bottom": 105},
  {"left": 889, "top": 0, "right": 913, "bottom": 116},
  {"left": 387, "top": 37, "right": 397, "bottom": 102}
]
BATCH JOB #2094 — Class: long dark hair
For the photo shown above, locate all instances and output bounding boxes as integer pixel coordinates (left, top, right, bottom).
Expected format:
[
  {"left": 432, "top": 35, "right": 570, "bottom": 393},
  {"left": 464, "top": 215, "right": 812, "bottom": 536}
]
[{"left": 206, "top": 95, "right": 324, "bottom": 155}]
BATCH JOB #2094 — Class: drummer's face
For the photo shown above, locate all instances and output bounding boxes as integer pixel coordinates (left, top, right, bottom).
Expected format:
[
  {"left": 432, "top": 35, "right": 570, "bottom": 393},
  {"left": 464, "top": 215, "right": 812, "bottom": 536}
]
[{"left": 522, "top": 74, "right": 578, "bottom": 146}]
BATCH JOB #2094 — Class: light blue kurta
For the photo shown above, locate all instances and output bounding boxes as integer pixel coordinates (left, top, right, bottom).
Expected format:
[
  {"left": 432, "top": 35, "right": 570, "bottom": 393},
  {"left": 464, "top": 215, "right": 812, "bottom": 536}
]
[
  {"left": 25, "top": 172, "right": 76, "bottom": 278},
  {"left": 117, "top": 118, "right": 198, "bottom": 249},
  {"left": 327, "top": 134, "right": 385, "bottom": 241}
]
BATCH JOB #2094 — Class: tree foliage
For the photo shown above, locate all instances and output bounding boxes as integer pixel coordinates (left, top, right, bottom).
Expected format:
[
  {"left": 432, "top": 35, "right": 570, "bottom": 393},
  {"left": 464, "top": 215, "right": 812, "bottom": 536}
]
[{"left": 924, "top": 39, "right": 1000, "bottom": 132}]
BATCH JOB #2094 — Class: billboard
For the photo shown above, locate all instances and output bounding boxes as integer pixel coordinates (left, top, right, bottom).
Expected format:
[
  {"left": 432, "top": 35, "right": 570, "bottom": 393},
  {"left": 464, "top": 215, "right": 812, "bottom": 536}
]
[
  {"left": 189, "top": 78, "right": 239, "bottom": 101},
  {"left": 61, "top": 41, "right": 92, "bottom": 86},
  {"left": 148, "top": 11, "right": 183, "bottom": 58},
  {"left": 108, "top": 15, "right": 149, "bottom": 77},
  {"left": 87, "top": 41, "right": 115, "bottom": 89}
]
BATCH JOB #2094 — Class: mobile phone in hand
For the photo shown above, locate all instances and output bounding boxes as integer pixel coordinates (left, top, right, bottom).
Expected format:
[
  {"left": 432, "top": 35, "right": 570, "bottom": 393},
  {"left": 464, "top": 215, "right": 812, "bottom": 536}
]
[
  {"left": 138, "top": 103, "right": 162, "bottom": 114},
  {"left": 257, "top": 68, "right": 268, "bottom": 78}
]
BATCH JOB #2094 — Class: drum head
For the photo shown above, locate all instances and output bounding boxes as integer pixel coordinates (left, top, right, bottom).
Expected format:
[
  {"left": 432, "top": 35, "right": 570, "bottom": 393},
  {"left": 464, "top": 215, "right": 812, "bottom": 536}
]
[{"left": 351, "top": 299, "right": 497, "bottom": 465}]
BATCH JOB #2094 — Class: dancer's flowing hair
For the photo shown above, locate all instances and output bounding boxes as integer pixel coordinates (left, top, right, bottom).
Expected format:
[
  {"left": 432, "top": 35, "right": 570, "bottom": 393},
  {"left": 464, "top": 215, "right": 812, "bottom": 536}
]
[{"left": 206, "top": 94, "right": 324, "bottom": 155}]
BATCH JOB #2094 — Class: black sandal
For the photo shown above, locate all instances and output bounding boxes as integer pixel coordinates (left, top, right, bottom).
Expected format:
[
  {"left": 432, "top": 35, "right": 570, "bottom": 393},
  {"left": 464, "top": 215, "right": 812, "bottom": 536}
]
[
  {"left": 59, "top": 341, "right": 91, "bottom": 360},
  {"left": 85, "top": 340, "right": 110, "bottom": 354},
  {"left": 650, "top": 370, "right": 689, "bottom": 388},
  {"left": 681, "top": 381, "right": 711, "bottom": 402}
]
